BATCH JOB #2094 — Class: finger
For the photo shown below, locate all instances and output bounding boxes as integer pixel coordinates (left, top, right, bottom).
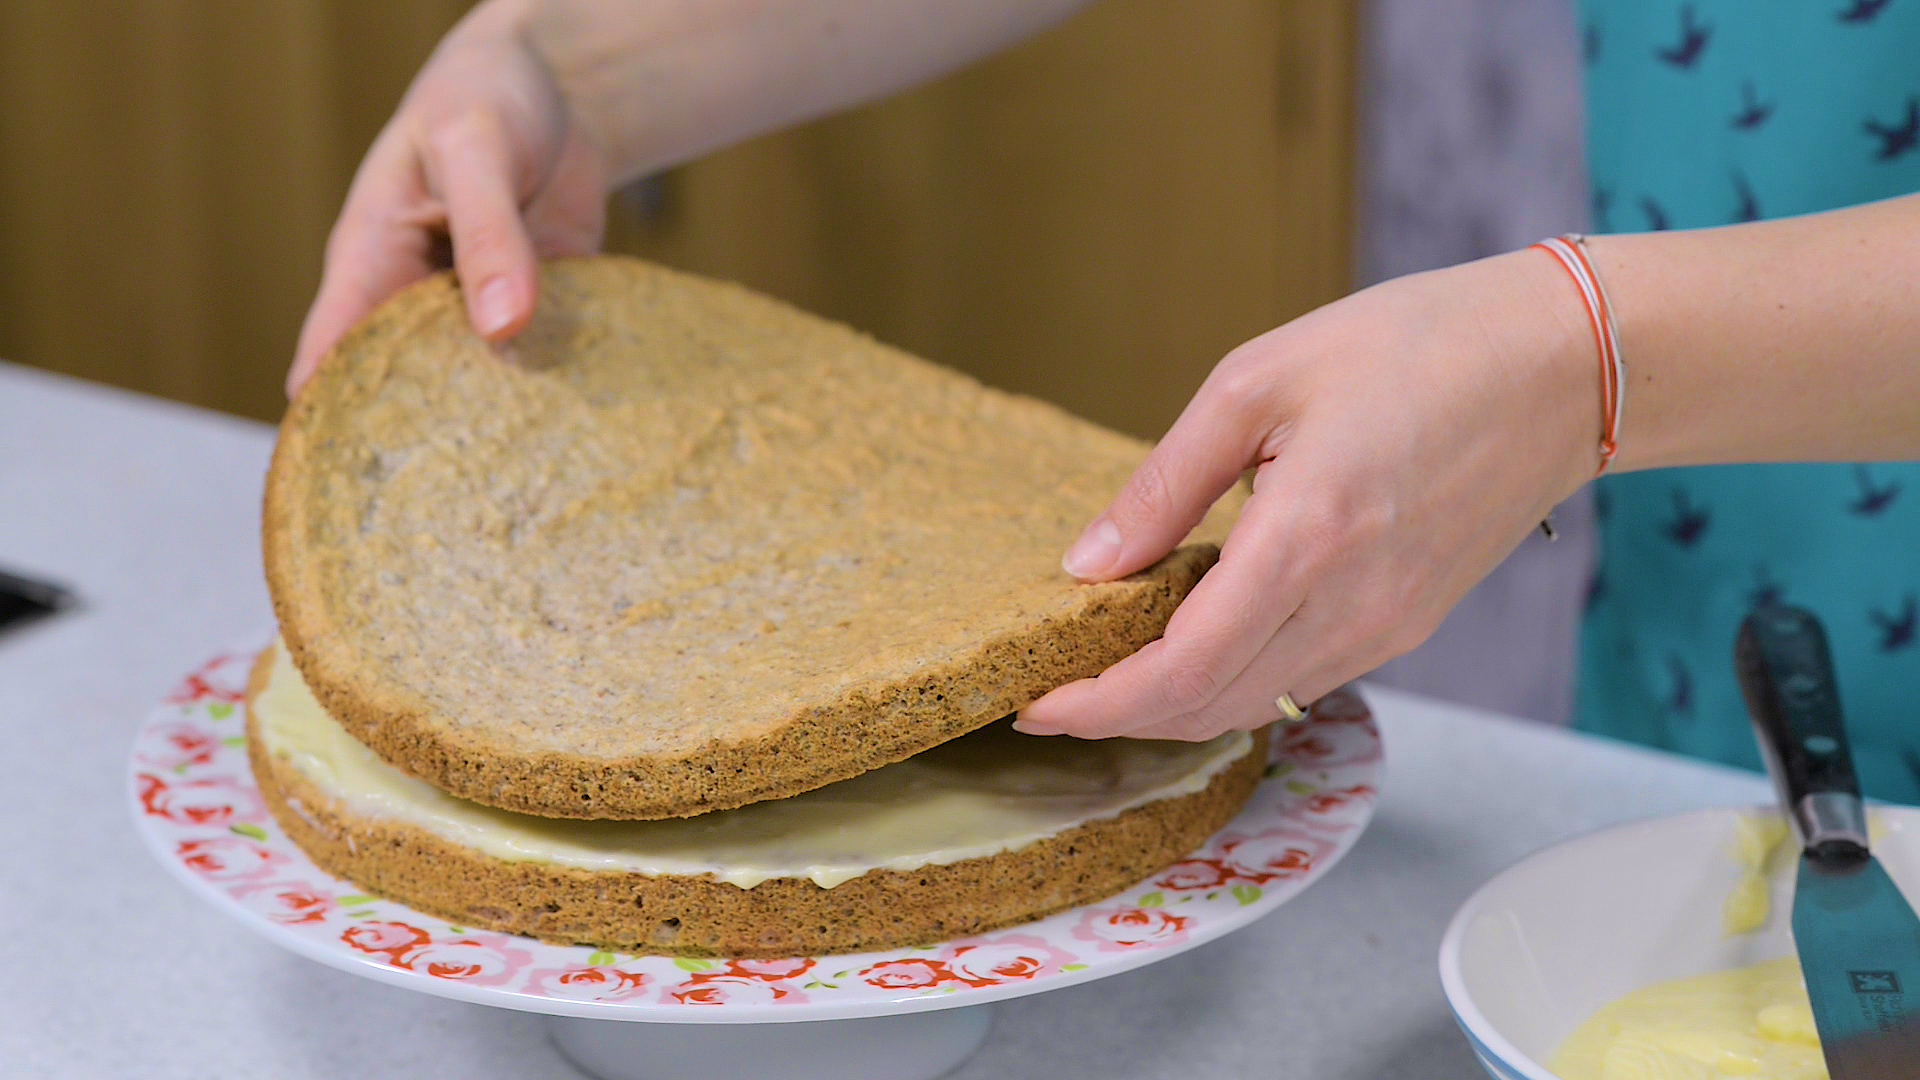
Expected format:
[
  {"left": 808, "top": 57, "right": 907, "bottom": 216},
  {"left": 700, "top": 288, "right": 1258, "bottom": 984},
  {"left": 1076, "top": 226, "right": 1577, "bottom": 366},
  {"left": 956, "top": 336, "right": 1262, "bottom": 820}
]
[
  {"left": 1017, "top": 477, "right": 1317, "bottom": 738},
  {"left": 1061, "top": 349, "right": 1286, "bottom": 582},
  {"left": 1124, "top": 712, "right": 1270, "bottom": 742},
  {"left": 423, "top": 109, "right": 540, "bottom": 343},
  {"left": 1271, "top": 600, "right": 1438, "bottom": 712},
  {"left": 1120, "top": 631, "right": 1297, "bottom": 741},
  {"left": 1121, "top": 592, "right": 1371, "bottom": 741},
  {"left": 288, "top": 136, "right": 444, "bottom": 396}
]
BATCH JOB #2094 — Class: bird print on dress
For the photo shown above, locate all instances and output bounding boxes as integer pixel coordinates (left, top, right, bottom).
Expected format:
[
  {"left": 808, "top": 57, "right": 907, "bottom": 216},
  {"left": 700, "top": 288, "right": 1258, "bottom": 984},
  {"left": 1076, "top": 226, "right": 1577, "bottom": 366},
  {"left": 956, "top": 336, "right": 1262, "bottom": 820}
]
[
  {"left": 1870, "top": 594, "right": 1918, "bottom": 652},
  {"left": 1655, "top": 6, "right": 1712, "bottom": 68},
  {"left": 1865, "top": 97, "right": 1920, "bottom": 160},
  {"left": 1580, "top": 0, "right": 1920, "bottom": 807},
  {"left": 1663, "top": 654, "right": 1694, "bottom": 718},
  {"left": 1849, "top": 465, "right": 1901, "bottom": 516},
  {"left": 1837, "top": 0, "right": 1895, "bottom": 25},
  {"left": 1731, "top": 172, "right": 1761, "bottom": 222},
  {"left": 1663, "top": 488, "right": 1710, "bottom": 547},
  {"left": 1731, "top": 83, "right": 1774, "bottom": 130},
  {"left": 1747, "top": 566, "right": 1786, "bottom": 611}
]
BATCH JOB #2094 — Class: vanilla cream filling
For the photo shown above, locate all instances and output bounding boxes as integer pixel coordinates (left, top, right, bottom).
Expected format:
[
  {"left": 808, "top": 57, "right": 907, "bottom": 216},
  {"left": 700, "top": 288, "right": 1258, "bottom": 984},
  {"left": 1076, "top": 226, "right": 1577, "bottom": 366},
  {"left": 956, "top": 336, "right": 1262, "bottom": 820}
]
[{"left": 255, "top": 639, "right": 1252, "bottom": 889}]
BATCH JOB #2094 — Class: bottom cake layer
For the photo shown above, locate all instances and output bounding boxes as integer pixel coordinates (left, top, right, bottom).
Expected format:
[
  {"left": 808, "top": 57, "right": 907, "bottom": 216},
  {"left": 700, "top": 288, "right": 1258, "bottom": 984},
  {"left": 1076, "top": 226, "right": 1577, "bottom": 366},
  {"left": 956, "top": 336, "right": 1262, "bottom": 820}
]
[{"left": 247, "top": 649, "right": 1269, "bottom": 957}]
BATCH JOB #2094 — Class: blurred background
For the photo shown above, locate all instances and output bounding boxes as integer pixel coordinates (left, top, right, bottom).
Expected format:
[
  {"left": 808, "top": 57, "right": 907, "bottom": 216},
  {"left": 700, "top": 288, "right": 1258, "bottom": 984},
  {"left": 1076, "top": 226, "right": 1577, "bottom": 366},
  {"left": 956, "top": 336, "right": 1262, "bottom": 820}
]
[
  {"left": 0, "top": 0, "right": 1589, "bottom": 718},
  {"left": 0, "top": 0, "right": 1354, "bottom": 439},
  {"left": 0, "top": 0, "right": 1584, "bottom": 436}
]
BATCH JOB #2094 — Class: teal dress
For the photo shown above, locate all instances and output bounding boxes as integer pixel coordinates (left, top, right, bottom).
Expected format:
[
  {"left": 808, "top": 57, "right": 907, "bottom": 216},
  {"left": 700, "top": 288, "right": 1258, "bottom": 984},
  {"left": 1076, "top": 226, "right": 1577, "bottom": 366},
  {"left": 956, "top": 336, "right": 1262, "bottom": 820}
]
[{"left": 1577, "top": 2, "right": 1920, "bottom": 803}]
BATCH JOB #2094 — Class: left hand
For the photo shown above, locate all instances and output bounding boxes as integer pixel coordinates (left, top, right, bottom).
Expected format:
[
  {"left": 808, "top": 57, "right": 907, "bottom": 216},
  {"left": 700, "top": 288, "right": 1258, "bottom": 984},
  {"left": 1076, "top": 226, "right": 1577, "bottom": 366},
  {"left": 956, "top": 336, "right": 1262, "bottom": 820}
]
[
  {"left": 1014, "top": 248, "right": 1600, "bottom": 740},
  {"left": 286, "top": 0, "right": 609, "bottom": 397}
]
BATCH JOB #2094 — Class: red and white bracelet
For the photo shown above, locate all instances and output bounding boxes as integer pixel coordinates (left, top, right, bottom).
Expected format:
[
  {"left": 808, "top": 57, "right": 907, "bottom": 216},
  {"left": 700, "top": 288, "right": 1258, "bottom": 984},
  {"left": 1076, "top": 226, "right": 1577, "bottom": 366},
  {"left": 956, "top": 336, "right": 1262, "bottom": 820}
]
[{"left": 1531, "top": 233, "right": 1626, "bottom": 474}]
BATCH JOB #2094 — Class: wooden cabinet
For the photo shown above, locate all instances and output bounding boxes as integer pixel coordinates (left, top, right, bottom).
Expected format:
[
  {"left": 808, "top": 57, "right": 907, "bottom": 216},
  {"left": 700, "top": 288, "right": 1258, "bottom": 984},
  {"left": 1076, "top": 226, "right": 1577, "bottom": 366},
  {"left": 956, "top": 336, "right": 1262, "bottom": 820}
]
[
  {"left": 0, "top": 1, "right": 472, "bottom": 423},
  {"left": 0, "top": 1, "right": 1354, "bottom": 439}
]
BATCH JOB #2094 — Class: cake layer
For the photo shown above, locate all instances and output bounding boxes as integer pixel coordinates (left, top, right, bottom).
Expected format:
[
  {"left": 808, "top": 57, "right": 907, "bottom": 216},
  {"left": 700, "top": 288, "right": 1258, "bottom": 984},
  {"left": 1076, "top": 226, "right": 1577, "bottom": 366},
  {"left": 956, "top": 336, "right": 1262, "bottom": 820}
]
[
  {"left": 254, "top": 637, "right": 1251, "bottom": 888},
  {"left": 248, "top": 645, "right": 1270, "bottom": 956},
  {"left": 265, "top": 256, "right": 1242, "bottom": 820}
]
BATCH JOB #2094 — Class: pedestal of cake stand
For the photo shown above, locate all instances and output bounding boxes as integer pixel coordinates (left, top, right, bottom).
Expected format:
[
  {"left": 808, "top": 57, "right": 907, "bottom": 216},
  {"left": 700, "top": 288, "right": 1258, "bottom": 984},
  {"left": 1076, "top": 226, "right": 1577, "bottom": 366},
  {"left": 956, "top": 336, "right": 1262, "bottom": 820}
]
[{"left": 545, "top": 1003, "right": 995, "bottom": 1080}]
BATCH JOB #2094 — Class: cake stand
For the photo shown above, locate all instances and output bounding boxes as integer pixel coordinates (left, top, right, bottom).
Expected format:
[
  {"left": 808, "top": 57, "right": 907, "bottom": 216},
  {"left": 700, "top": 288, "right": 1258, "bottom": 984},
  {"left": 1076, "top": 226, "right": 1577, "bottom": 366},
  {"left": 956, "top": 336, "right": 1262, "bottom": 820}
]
[{"left": 131, "top": 644, "right": 1383, "bottom": 1080}]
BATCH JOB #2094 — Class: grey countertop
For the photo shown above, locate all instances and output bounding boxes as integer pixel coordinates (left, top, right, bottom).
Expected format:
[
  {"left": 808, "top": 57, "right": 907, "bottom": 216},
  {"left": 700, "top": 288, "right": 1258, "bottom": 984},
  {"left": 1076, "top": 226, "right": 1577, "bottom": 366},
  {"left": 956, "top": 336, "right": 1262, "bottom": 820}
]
[{"left": 0, "top": 361, "right": 1771, "bottom": 1079}]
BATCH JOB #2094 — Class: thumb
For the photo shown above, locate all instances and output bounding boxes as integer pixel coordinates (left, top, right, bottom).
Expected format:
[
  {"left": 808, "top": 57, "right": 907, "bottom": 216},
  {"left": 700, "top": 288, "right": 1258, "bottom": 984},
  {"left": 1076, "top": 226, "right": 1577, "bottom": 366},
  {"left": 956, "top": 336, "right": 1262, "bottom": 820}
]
[{"left": 1062, "top": 373, "right": 1269, "bottom": 582}]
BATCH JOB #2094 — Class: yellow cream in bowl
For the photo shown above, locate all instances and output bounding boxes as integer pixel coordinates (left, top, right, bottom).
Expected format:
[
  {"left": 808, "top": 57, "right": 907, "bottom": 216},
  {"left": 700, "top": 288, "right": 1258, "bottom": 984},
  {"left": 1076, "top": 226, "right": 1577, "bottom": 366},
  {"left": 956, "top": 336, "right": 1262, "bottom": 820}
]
[
  {"left": 1548, "top": 956, "right": 1823, "bottom": 1080},
  {"left": 1551, "top": 813, "right": 1827, "bottom": 1079},
  {"left": 1722, "top": 814, "right": 1790, "bottom": 936}
]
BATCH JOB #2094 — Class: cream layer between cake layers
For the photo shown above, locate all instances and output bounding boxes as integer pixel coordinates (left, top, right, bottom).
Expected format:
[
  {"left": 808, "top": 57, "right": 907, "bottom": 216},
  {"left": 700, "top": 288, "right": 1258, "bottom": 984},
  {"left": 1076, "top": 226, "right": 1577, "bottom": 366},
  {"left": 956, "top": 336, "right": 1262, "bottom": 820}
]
[{"left": 255, "top": 638, "right": 1253, "bottom": 889}]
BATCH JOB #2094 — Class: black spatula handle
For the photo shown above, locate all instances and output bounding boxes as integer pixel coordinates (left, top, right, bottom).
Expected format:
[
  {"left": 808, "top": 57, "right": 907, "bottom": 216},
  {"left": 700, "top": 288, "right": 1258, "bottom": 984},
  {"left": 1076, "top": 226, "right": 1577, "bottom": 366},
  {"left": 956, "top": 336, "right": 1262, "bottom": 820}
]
[{"left": 1735, "top": 605, "right": 1869, "bottom": 863}]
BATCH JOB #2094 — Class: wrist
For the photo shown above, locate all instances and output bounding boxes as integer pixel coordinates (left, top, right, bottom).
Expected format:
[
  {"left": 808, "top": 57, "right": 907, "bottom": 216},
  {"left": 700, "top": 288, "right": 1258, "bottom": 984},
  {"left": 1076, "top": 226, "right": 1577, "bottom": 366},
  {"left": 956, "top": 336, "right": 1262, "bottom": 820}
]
[
  {"left": 517, "top": 0, "right": 650, "bottom": 183},
  {"left": 1575, "top": 232, "right": 1682, "bottom": 473},
  {"left": 1501, "top": 246, "right": 1613, "bottom": 502}
]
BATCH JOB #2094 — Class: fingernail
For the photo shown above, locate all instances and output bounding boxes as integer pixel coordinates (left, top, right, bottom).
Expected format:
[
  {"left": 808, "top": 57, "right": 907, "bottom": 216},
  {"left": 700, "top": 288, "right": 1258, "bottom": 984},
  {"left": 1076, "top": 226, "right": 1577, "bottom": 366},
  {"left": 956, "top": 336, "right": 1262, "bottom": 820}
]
[
  {"left": 1012, "top": 717, "right": 1062, "bottom": 736},
  {"left": 473, "top": 277, "right": 517, "bottom": 338},
  {"left": 1062, "top": 517, "right": 1123, "bottom": 579}
]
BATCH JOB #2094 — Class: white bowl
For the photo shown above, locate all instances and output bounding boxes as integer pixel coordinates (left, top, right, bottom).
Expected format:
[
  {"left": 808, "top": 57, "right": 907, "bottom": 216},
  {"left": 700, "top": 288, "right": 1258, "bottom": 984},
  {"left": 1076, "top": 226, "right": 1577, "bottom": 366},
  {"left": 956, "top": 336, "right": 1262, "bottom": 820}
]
[{"left": 1438, "top": 805, "right": 1920, "bottom": 1079}]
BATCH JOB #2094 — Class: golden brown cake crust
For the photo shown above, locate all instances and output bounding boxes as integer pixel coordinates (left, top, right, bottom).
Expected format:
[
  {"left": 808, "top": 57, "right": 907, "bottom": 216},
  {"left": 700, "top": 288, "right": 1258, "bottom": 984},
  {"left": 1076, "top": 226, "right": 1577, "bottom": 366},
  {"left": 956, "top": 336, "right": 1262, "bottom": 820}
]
[
  {"left": 247, "top": 647, "right": 1268, "bottom": 957},
  {"left": 265, "top": 256, "right": 1239, "bottom": 820}
]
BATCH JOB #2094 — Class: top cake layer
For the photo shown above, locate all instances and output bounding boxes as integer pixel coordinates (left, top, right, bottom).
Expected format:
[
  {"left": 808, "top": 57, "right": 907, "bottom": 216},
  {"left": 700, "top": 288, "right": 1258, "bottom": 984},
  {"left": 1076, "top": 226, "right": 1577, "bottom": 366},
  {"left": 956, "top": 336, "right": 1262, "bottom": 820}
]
[{"left": 265, "top": 256, "right": 1240, "bottom": 820}]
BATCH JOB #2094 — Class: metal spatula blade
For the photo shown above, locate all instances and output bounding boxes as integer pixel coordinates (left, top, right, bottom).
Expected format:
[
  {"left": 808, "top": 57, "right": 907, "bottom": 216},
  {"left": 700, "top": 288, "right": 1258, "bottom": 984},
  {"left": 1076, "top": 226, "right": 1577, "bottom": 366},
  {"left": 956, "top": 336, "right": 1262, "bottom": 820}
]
[
  {"left": 1791, "top": 854, "right": 1920, "bottom": 1077},
  {"left": 1737, "top": 605, "right": 1920, "bottom": 1079}
]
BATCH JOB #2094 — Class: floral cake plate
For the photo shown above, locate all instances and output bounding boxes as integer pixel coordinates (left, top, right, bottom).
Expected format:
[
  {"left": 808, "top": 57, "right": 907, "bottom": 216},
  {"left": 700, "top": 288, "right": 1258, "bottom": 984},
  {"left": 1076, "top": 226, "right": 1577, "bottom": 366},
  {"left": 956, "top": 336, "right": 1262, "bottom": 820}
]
[{"left": 130, "top": 645, "right": 1382, "bottom": 1080}]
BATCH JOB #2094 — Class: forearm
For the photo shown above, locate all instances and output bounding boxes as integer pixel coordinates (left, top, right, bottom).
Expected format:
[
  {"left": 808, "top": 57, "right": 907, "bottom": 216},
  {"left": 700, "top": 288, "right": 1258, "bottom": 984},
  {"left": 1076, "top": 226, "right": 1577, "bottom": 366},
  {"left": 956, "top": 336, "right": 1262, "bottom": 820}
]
[
  {"left": 500, "top": 0, "right": 1092, "bottom": 184},
  {"left": 1588, "top": 195, "right": 1920, "bottom": 471}
]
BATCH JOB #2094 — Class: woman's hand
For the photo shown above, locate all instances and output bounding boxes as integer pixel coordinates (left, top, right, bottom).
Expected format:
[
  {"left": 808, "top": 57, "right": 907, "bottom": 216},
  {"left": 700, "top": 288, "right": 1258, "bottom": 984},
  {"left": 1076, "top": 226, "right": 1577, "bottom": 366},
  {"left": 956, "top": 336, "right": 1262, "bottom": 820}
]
[
  {"left": 285, "top": 0, "right": 1092, "bottom": 398},
  {"left": 286, "top": 0, "right": 609, "bottom": 396},
  {"left": 1015, "top": 249, "right": 1601, "bottom": 741}
]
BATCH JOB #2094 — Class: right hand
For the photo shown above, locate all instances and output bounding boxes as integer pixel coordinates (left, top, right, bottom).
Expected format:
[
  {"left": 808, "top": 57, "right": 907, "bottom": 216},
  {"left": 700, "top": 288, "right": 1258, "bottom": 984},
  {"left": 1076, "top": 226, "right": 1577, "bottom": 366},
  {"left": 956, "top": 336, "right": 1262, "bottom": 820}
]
[
  {"left": 1015, "top": 249, "right": 1599, "bottom": 741},
  {"left": 286, "top": 0, "right": 609, "bottom": 397}
]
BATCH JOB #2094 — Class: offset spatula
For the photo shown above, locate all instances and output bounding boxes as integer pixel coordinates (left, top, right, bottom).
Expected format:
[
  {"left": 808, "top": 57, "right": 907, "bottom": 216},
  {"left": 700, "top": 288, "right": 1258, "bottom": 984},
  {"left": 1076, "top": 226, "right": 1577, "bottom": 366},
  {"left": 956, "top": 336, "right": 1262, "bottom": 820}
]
[{"left": 1737, "top": 604, "right": 1920, "bottom": 1078}]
